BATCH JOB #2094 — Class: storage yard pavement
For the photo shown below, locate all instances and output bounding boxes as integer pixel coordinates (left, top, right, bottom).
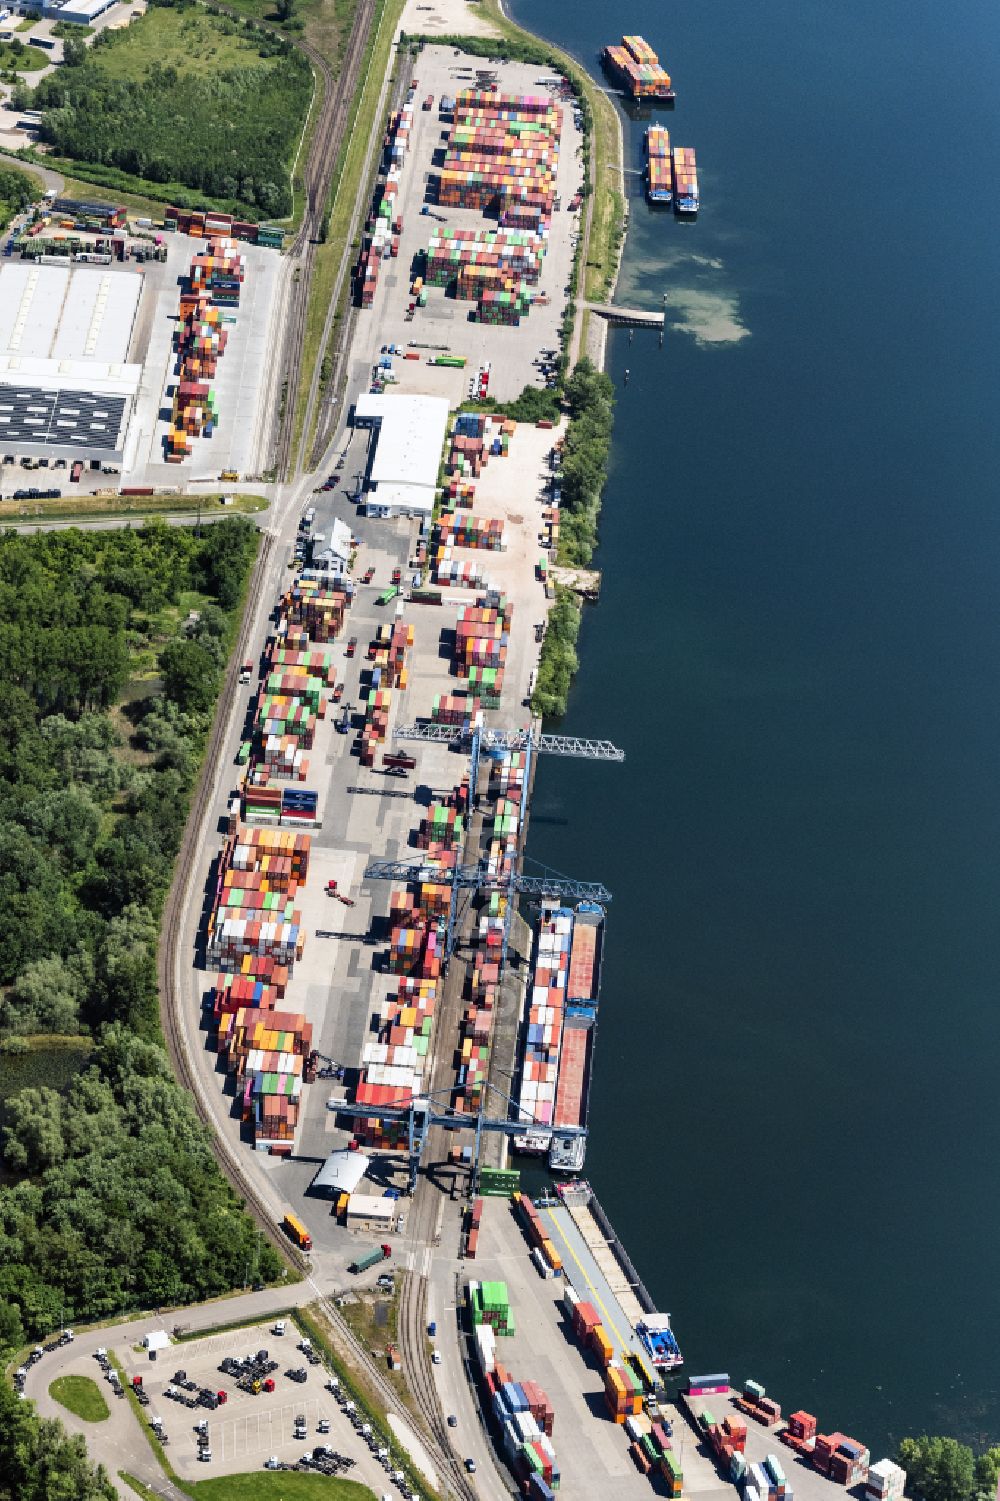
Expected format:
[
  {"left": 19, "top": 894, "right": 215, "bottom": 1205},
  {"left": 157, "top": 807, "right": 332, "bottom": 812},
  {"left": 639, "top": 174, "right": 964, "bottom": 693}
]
[
  {"left": 398, "top": 0, "right": 498, "bottom": 39},
  {"left": 684, "top": 1390, "right": 877, "bottom": 1501},
  {"left": 122, "top": 232, "right": 280, "bottom": 486},
  {"left": 346, "top": 45, "right": 585, "bottom": 404},
  {"left": 423, "top": 1194, "right": 737, "bottom": 1501}
]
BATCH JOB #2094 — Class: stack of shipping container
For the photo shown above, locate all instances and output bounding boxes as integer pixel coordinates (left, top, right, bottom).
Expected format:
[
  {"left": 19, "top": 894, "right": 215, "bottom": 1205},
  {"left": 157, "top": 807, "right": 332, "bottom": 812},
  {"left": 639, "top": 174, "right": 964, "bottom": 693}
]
[
  {"left": 282, "top": 577, "right": 350, "bottom": 642},
  {"left": 513, "top": 1193, "right": 566, "bottom": 1277},
  {"left": 167, "top": 236, "right": 245, "bottom": 462},
  {"left": 602, "top": 34, "right": 674, "bottom": 99},
  {"left": 645, "top": 125, "right": 672, "bottom": 203},
  {"left": 356, "top": 83, "right": 414, "bottom": 308},
  {"left": 166, "top": 204, "right": 284, "bottom": 248},
  {"left": 468, "top": 1278, "right": 561, "bottom": 1493},
  {"left": 453, "top": 594, "right": 513, "bottom": 706},
  {"left": 513, "top": 902, "right": 572, "bottom": 1133},
  {"left": 202, "top": 567, "right": 357, "bottom": 1152}
]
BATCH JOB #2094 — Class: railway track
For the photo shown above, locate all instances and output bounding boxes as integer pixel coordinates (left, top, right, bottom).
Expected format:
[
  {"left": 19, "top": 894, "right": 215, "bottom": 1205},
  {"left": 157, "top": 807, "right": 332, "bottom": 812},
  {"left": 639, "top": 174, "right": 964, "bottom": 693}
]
[
  {"left": 305, "top": 31, "right": 411, "bottom": 471},
  {"left": 271, "top": 0, "right": 379, "bottom": 480},
  {"left": 156, "top": 531, "right": 303, "bottom": 1270},
  {"left": 398, "top": 1202, "right": 480, "bottom": 1501}
]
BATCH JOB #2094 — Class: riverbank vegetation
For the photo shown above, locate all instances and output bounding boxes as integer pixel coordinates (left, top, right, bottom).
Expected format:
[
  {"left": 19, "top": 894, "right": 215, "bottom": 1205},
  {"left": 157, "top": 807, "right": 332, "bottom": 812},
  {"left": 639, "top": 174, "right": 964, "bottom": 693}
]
[
  {"left": 0, "top": 520, "right": 284, "bottom": 1344},
  {"left": 28, "top": 0, "right": 312, "bottom": 218},
  {"left": 0, "top": 1378, "right": 115, "bottom": 1500},
  {"left": 531, "top": 586, "right": 581, "bottom": 719},
  {"left": 897, "top": 1436, "right": 1000, "bottom": 1501},
  {"left": 556, "top": 357, "right": 615, "bottom": 566}
]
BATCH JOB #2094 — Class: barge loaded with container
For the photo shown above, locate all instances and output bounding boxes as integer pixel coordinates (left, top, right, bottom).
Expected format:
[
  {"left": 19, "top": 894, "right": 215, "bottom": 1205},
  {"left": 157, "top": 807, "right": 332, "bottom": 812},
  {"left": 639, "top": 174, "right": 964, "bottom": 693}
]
[
  {"left": 672, "top": 145, "right": 700, "bottom": 216},
  {"left": 512, "top": 899, "right": 603, "bottom": 1172},
  {"left": 602, "top": 34, "right": 675, "bottom": 101},
  {"left": 645, "top": 126, "right": 672, "bottom": 205}
]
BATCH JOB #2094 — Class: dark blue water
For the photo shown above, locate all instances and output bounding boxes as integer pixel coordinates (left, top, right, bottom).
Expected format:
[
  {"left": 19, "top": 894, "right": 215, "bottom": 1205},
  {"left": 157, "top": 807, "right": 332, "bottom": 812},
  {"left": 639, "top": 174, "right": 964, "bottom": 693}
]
[{"left": 511, "top": 0, "right": 1000, "bottom": 1457}]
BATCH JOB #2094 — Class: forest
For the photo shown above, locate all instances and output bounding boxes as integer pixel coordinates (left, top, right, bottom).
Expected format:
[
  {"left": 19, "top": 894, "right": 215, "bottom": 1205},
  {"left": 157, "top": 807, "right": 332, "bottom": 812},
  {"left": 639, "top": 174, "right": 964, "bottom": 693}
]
[
  {"left": 0, "top": 518, "right": 284, "bottom": 1350},
  {"left": 31, "top": 0, "right": 312, "bottom": 218}
]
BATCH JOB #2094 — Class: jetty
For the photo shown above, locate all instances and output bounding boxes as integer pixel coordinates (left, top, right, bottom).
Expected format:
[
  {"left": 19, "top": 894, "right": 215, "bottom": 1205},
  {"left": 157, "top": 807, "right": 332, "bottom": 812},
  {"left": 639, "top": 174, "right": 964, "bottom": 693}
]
[{"left": 586, "top": 301, "right": 666, "bottom": 328}]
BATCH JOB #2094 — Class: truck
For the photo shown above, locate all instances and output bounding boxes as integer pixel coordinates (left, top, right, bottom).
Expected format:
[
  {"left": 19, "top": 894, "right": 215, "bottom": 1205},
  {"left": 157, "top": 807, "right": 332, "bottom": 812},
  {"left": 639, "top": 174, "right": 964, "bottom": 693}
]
[
  {"left": 70, "top": 460, "right": 83, "bottom": 483},
  {"left": 349, "top": 1244, "right": 392, "bottom": 1275},
  {"left": 382, "top": 752, "right": 416, "bottom": 772},
  {"left": 281, "top": 1213, "right": 313, "bottom": 1251}
]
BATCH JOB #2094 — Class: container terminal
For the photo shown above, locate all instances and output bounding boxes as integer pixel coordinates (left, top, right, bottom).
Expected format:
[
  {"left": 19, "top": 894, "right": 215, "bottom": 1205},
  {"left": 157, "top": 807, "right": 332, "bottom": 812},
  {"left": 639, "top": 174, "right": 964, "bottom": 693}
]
[{"left": 80, "top": 33, "right": 896, "bottom": 1501}]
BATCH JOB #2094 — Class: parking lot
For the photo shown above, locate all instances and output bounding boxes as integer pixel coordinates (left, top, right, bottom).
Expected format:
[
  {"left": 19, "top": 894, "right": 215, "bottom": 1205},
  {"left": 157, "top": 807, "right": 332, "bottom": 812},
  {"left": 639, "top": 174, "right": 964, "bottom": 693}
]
[
  {"left": 106, "top": 1318, "right": 416, "bottom": 1486},
  {"left": 347, "top": 44, "right": 585, "bottom": 404}
]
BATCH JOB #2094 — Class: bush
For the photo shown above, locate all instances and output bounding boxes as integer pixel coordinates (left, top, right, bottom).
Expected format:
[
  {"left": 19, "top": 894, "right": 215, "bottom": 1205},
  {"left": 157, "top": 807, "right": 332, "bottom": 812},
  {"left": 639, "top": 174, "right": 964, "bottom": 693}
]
[{"left": 532, "top": 587, "right": 581, "bottom": 719}]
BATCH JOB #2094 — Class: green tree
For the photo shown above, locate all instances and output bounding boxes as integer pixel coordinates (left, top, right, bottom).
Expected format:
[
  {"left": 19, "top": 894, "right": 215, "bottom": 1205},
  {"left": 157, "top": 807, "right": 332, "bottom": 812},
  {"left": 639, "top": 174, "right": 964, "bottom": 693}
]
[
  {"left": 0, "top": 1378, "right": 116, "bottom": 1501},
  {"left": 898, "top": 1436, "right": 976, "bottom": 1501},
  {"left": 0, "top": 1298, "right": 24, "bottom": 1358},
  {"left": 974, "top": 1449, "right": 1000, "bottom": 1500},
  {"left": 158, "top": 636, "right": 219, "bottom": 714},
  {"left": 3, "top": 1087, "right": 65, "bottom": 1175}
]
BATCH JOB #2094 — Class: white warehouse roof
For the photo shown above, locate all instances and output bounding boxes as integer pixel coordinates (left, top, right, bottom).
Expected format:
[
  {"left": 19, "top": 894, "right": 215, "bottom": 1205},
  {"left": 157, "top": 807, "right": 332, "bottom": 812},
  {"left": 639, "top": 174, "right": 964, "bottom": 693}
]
[
  {"left": 346, "top": 1192, "right": 396, "bottom": 1222},
  {"left": 355, "top": 392, "right": 449, "bottom": 516},
  {"left": 0, "top": 264, "right": 142, "bottom": 365},
  {"left": 311, "top": 1148, "right": 371, "bottom": 1197}
]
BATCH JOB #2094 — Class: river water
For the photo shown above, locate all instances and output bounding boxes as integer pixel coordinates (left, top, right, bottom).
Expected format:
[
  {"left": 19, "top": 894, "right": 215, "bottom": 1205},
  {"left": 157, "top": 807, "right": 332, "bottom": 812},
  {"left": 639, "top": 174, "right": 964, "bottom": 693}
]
[{"left": 510, "top": 0, "right": 1000, "bottom": 1457}]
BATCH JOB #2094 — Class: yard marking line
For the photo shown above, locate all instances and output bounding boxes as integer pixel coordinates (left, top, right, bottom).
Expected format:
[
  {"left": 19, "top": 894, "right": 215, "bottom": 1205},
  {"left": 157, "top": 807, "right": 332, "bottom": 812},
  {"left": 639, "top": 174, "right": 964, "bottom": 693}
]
[{"left": 542, "top": 1207, "right": 631, "bottom": 1354}]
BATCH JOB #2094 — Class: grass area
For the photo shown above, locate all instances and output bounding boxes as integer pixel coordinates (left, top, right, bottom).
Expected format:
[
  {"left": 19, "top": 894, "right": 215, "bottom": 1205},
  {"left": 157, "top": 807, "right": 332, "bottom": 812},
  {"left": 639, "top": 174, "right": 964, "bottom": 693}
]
[
  {"left": 172, "top": 1305, "right": 296, "bottom": 1342},
  {"left": 292, "top": 0, "right": 405, "bottom": 469},
  {"left": 336, "top": 1284, "right": 409, "bottom": 1404},
  {"left": 48, "top": 1374, "right": 110, "bottom": 1423},
  {"left": 119, "top": 1474, "right": 156, "bottom": 1500},
  {"left": 0, "top": 40, "right": 49, "bottom": 69},
  {"left": 189, "top": 1476, "right": 376, "bottom": 1500},
  {"left": 58, "top": 175, "right": 176, "bottom": 221},
  {"left": 92, "top": 6, "right": 283, "bottom": 80},
  {"left": 0, "top": 493, "right": 268, "bottom": 526},
  {"left": 16, "top": 15, "right": 36, "bottom": 30},
  {"left": 51, "top": 19, "right": 95, "bottom": 36}
]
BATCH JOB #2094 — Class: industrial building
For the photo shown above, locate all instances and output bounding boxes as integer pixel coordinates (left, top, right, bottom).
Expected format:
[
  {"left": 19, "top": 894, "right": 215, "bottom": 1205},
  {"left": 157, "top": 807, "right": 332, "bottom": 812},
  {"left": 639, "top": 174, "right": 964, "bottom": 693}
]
[
  {"left": 12, "top": 0, "right": 119, "bottom": 23},
  {"left": 0, "top": 263, "right": 142, "bottom": 463},
  {"left": 353, "top": 392, "right": 449, "bottom": 518},
  {"left": 345, "top": 1193, "right": 398, "bottom": 1234}
]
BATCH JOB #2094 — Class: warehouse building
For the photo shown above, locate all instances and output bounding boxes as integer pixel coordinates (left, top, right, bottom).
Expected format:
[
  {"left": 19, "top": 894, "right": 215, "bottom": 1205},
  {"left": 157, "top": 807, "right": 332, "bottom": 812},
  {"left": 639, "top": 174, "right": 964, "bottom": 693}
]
[
  {"left": 13, "top": 0, "right": 120, "bottom": 22},
  {"left": 345, "top": 1193, "right": 398, "bottom": 1234},
  {"left": 353, "top": 391, "right": 449, "bottom": 518},
  {"left": 0, "top": 263, "right": 142, "bottom": 463}
]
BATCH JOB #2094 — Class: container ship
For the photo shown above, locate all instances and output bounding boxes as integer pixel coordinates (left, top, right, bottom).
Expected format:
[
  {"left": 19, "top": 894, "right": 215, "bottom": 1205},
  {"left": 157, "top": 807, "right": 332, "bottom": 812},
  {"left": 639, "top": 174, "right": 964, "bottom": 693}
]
[
  {"left": 602, "top": 35, "right": 675, "bottom": 101},
  {"left": 512, "top": 900, "right": 603, "bottom": 1173},
  {"left": 672, "top": 146, "right": 699, "bottom": 216},
  {"left": 645, "top": 126, "right": 672, "bottom": 205}
]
